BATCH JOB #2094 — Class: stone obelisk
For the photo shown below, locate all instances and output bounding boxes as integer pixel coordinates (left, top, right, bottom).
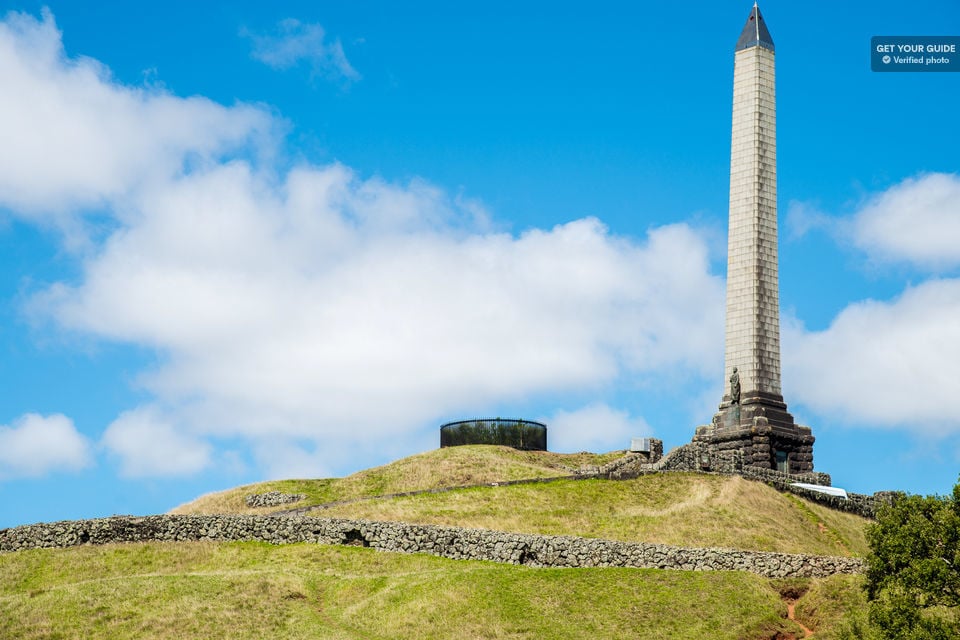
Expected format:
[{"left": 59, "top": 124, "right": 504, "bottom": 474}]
[
  {"left": 705, "top": 4, "right": 814, "bottom": 474},
  {"left": 725, "top": 2, "right": 779, "bottom": 405}
]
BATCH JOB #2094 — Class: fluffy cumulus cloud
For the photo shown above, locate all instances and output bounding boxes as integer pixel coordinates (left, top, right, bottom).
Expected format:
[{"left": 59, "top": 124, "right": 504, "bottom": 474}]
[
  {"left": 252, "top": 439, "right": 338, "bottom": 481},
  {"left": 101, "top": 406, "right": 212, "bottom": 477},
  {"left": 4, "top": 8, "right": 724, "bottom": 478},
  {"left": 850, "top": 173, "right": 960, "bottom": 269},
  {"left": 546, "top": 404, "right": 651, "bottom": 453},
  {"left": 784, "top": 279, "right": 960, "bottom": 434},
  {"left": 36, "top": 165, "right": 723, "bottom": 448},
  {"left": 783, "top": 174, "right": 960, "bottom": 435},
  {"left": 0, "top": 9, "right": 274, "bottom": 217},
  {"left": 0, "top": 413, "right": 92, "bottom": 479},
  {"left": 243, "top": 18, "right": 359, "bottom": 82}
]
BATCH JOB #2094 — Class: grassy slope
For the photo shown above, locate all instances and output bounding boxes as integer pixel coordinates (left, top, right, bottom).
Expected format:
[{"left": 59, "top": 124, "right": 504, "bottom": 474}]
[
  {"left": 317, "top": 473, "right": 869, "bottom": 557},
  {"left": 793, "top": 574, "right": 871, "bottom": 640},
  {"left": 3, "top": 445, "right": 875, "bottom": 638},
  {"left": 0, "top": 541, "right": 834, "bottom": 640},
  {"left": 171, "top": 446, "right": 870, "bottom": 558},
  {"left": 171, "top": 446, "right": 624, "bottom": 516}
]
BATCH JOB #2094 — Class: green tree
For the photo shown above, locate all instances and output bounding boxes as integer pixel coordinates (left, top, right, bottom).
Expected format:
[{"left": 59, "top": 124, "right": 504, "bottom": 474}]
[{"left": 864, "top": 479, "right": 960, "bottom": 639}]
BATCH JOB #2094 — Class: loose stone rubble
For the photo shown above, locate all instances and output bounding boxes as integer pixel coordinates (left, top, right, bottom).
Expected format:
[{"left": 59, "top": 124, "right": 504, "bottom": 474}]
[{"left": 245, "top": 492, "right": 307, "bottom": 508}]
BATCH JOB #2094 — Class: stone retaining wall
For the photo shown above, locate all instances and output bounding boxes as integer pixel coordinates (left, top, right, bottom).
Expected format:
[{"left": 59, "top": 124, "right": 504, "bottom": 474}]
[
  {"left": 607, "top": 443, "right": 886, "bottom": 519},
  {"left": 0, "top": 514, "right": 863, "bottom": 578}
]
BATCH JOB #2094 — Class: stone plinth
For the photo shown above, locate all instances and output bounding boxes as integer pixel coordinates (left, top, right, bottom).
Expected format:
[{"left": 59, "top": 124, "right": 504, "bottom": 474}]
[{"left": 697, "top": 417, "right": 815, "bottom": 475}]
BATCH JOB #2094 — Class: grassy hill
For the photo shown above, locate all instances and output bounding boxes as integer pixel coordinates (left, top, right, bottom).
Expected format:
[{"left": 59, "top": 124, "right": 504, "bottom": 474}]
[
  {"left": 1, "top": 446, "right": 874, "bottom": 639},
  {"left": 174, "top": 445, "right": 869, "bottom": 557},
  {"left": 316, "top": 473, "right": 868, "bottom": 557},
  {"left": 0, "top": 542, "right": 867, "bottom": 639},
  {"left": 171, "top": 446, "right": 624, "bottom": 515}
]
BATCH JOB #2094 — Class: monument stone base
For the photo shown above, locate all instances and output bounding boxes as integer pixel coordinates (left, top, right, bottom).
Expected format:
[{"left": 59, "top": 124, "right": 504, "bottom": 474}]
[{"left": 695, "top": 393, "right": 815, "bottom": 475}]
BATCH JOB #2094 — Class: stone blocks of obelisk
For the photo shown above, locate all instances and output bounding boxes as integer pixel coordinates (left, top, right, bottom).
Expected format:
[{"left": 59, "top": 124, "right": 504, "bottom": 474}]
[{"left": 725, "top": 43, "right": 780, "bottom": 402}]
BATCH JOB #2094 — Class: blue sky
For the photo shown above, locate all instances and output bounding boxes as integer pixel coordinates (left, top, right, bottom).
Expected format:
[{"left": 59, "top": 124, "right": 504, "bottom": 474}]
[{"left": 1, "top": 1, "right": 959, "bottom": 528}]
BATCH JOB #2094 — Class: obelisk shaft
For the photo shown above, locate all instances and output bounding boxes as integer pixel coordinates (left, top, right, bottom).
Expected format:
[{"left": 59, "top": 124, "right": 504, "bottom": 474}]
[{"left": 724, "top": 4, "right": 782, "bottom": 405}]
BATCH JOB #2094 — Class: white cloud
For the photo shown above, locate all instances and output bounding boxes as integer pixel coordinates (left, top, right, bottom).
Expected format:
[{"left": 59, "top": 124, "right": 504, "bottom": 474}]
[
  {"left": 785, "top": 200, "right": 831, "bottom": 240},
  {"left": 243, "top": 18, "right": 359, "bottom": 82},
  {"left": 780, "top": 174, "right": 960, "bottom": 436},
  {"left": 0, "top": 413, "right": 92, "bottom": 479},
  {"left": 545, "top": 404, "right": 651, "bottom": 453},
  {"left": 102, "top": 406, "right": 212, "bottom": 477},
  {"left": 252, "top": 439, "right": 337, "bottom": 480},
  {"left": 4, "top": 8, "right": 725, "bottom": 478},
  {"left": 851, "top": 173, "right": 960, "bottom": 269},
  {"left": 35, "top": 161, "right": 723, "bottom": 451},
  {"left": 784, "top": 278, "right": 960, "bottom": 434},
  {"left": 0, "top": 9, "right": 274, "bottom": 218}
]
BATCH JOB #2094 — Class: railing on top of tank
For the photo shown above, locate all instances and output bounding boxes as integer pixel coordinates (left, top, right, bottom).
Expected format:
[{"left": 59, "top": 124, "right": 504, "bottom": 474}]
[{"left": 439, "top": 418, "right": 547, "bottom": 451}]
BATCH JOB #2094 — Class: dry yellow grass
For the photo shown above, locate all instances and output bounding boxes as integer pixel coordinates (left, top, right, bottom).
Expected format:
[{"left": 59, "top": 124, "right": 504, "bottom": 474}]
[
  {"left": 170, "top": 446, "right": 624, "bottom": 515},
  {"left": 318, "top": 473, "right": 871, "bottom": 557},
  {"left": 170, "top": 446, "right": 870, "bottom": 558}
]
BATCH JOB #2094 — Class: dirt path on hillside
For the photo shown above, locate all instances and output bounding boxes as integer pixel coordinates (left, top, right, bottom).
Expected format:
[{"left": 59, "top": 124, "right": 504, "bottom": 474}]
[
  {"left": 786, "top": 601, "right": 814, "bottom": 638},
  {"left": 772, "top": 582, "right": 814, "bottom": 639}
]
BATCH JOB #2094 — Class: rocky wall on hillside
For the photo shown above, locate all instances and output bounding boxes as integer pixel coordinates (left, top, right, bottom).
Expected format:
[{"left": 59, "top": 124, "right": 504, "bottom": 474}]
[
  {"left": 607, "top": 443, "right": 886, "bottom": 519},
  {"left": 0, "top": 514, "right": 864, "bottom": 579}
]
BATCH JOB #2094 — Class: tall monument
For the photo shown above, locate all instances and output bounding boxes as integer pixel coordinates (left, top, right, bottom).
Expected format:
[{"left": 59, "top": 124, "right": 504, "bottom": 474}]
[{"left": 698, "top": 4, "right": 815, "bottom": 474}]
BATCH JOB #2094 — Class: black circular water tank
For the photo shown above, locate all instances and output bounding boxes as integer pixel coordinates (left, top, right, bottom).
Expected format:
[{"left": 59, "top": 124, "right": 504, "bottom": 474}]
[{"left": 439, "top": 418, "right": 547, "bottom": 451}]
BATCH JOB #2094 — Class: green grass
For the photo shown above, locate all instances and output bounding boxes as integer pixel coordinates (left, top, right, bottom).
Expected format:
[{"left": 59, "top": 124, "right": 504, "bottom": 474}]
[
  {"left": 3, "top": 448, "right": 877, "bottom": 637},
  {"left": 792, "top": 574, "right": 872, "bottom": 639},
  {"left": 318, "top": 473, "right": 870, "bottom": 556},
  {"left": 171, "top": 446, "right": 625, "bottom": 515},
  {"left": 0, "top": 541, "right": 820, "bottom": 640},
  {"left": 172, "top": 446, "right": 870, "bottom": 558}
]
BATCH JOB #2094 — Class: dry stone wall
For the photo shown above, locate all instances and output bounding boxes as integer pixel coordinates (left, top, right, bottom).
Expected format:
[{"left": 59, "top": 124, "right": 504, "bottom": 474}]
[
  {"left": 0, "top": 514, "right": 863, "bottom": 578},
  {"left": 609, "top": 442, "right": 886, "bottom": 519}
]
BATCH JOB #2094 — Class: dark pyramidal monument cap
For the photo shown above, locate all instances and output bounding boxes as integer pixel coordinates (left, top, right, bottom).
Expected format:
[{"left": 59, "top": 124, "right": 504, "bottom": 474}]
[{"left": 735, "top": 2, "right": 774, "bottom": 52}]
